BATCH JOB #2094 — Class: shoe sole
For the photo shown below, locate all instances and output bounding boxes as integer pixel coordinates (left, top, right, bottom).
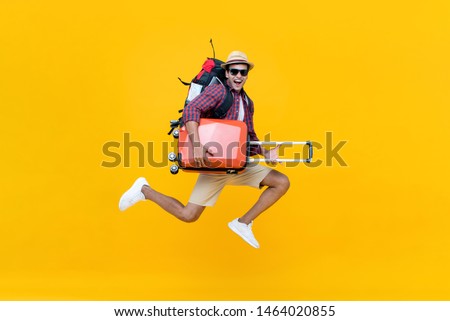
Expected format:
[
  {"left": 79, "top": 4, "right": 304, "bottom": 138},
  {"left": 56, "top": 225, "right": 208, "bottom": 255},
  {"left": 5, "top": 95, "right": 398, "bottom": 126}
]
[{"left": 228, "top": 222, "right": 259, "bottom": 248}]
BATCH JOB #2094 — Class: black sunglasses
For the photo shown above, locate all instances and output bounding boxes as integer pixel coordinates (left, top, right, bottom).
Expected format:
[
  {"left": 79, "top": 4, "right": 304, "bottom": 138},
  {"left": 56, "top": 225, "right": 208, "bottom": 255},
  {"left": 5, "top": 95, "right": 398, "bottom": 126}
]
[{"left": 228, "top": 68, "right": 248, "bottom": 76}]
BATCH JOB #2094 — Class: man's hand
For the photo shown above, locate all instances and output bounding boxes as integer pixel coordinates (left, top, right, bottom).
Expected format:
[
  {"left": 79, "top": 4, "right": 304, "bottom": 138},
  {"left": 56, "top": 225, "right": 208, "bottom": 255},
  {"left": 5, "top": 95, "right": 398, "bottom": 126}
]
[
  {"left": 263, "top": 144, "right": 280, "bottom": 165},
  {"left": 185, "top": 121, "right": 213, "bottom": 167},
  {"left": 193, "top": 143, "right": 214, "bottom": 167}
]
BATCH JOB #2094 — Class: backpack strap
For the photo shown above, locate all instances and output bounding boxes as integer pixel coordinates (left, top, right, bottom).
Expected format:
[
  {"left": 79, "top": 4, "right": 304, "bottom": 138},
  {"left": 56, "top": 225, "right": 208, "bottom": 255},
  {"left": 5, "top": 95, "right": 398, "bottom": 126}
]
[
  {"left": 212, "top": 85, "right": 251, "bottom": 119},
  {"left": 212, "top": 84, "right": 234, "bottom": 118},
  {"left": 177, "top": 77, "right": 190, "bottom": 86}
]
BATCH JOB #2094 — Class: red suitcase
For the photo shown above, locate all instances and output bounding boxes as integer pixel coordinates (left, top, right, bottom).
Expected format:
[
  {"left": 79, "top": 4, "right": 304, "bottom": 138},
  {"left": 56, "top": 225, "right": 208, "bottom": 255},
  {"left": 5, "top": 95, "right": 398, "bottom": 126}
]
[{"left": 170, "top": 119, "right": 248, "bottom": 174}]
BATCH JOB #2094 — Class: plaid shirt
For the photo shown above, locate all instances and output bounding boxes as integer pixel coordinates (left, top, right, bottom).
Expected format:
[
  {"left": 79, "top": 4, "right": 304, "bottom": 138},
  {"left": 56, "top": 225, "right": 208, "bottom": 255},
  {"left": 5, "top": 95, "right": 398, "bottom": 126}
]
[{"left": 183, "top": 84, "right": 262, "bottom": 156}]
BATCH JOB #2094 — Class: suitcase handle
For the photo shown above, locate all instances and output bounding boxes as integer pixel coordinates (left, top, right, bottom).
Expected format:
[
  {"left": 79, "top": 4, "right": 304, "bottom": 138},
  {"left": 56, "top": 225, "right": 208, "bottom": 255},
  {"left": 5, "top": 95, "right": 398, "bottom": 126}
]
[{"left": 248, "top": 141, "right": 313, "bottom": 163}]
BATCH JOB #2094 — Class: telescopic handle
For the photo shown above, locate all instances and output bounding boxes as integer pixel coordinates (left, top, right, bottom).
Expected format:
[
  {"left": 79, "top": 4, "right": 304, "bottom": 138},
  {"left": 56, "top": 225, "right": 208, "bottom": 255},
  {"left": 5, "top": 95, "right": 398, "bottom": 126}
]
[{"left": 248, "top": 141, "right": 313, "bottom": 163}]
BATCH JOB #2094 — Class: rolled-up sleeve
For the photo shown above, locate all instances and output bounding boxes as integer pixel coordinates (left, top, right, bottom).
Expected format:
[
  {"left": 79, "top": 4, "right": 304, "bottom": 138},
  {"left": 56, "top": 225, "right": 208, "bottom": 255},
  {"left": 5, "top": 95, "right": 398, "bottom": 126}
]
[{"left": 183, "top": 84, "right": 226, "bottom": 124}]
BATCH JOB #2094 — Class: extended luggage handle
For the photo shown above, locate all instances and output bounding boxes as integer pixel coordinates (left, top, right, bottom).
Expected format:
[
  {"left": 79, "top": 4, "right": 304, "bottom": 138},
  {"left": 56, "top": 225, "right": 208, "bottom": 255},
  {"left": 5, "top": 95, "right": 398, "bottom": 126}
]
[{"left": 247, "top": 141, "right": 313, "bottom": 163}]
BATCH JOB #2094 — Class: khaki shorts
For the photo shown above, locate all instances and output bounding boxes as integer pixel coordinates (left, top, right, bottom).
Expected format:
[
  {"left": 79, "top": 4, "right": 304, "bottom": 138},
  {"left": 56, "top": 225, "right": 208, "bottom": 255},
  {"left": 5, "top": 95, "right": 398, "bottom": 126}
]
[{"left": 188, "top": 164, "right": 273, "bottom": 207}]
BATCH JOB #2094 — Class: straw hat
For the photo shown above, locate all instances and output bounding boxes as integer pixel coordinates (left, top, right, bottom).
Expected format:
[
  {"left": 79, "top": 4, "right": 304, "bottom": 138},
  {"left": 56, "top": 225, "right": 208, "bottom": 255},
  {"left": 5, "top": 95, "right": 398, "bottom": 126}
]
[{"left": 221, "top": 51, "right": 254, "bottom": 70}]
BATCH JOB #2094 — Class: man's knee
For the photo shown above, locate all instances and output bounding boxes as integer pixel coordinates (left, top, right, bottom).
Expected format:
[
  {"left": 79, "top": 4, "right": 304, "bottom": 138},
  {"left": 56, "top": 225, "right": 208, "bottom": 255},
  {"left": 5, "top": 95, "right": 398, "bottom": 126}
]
[
  {"left": 277, "top": 173, "right": 290, "bottom": 194},
  {"left": 181, "top": 212, "right": 200, "bottom": 223},
  {"left": 180, "top": 205, "right": 204, "bottom": 223},
  {"left": 266, "top": 171, "right": 290, "bottom": 194}
]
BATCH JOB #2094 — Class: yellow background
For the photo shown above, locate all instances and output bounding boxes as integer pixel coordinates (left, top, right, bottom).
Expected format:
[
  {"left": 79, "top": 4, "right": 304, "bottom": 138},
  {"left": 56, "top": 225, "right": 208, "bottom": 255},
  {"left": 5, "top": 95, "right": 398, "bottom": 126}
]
[{"left": 1, "top": 0, "right": 449, "bottom": 300}]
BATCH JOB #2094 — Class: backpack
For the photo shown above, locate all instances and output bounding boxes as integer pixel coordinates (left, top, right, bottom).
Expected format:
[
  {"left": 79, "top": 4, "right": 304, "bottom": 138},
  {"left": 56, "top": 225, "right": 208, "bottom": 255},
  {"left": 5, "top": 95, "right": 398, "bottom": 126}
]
[{"left": 168, "top": 39, "right": 233, "bottom": 135}]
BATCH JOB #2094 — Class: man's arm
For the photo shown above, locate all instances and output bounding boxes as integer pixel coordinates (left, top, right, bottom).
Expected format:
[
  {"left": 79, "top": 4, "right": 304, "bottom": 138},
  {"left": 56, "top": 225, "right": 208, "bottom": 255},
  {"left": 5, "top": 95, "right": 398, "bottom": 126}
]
[
  {"left": 182, "top": 85, "right": 226, "bottom": 167},
  {"left": 185, "top": 121, "right": 212, "bottom": 167},
  {"left": 246, "top": 96, "right": 264, "bottom": 157},
  {"left": 246, "top": 96, "right": 279, "bottom": 163},
  {"left": 182, "top": 85, "right": 226, "bottom": 124}
]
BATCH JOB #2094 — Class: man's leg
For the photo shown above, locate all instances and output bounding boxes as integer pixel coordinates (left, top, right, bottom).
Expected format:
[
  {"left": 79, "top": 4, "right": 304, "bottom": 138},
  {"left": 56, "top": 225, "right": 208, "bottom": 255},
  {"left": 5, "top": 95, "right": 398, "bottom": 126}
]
[
  {"left": 118, "top": 177, "right": 205, "bottom": 223},
  {"left": 239, "top": 169, "right": 290, "bottom": 224},
  {"left": 141, "top": 185, "right": 205, "bottom": 223},
  {"left": 227, "top": 169, "right": 290, "bottom": 248}
]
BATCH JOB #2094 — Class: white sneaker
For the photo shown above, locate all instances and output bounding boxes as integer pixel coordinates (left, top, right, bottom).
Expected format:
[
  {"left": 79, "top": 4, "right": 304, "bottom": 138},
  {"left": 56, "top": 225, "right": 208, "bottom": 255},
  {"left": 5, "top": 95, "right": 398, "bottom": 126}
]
[
  {"left": 228, "top": 218, "right": 260, "bottom": 248},
  {"left": 119, "top": 177, "right": 149, "bottom": 211}
]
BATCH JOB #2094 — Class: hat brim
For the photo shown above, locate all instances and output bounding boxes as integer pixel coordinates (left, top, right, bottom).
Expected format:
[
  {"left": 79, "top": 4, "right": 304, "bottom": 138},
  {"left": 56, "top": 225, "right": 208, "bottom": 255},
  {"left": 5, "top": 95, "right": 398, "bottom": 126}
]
[{"left": 221, "top": 60, "right": 254, "bottom": 70}]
